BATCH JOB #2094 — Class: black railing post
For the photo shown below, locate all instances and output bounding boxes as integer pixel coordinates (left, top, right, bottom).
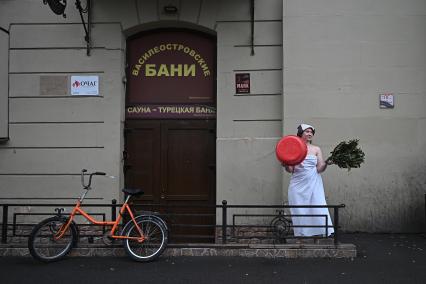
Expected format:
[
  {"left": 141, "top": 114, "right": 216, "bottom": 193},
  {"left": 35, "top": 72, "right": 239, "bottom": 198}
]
[
  {"left": 326, "top": 214, "right": 328, "bottom": 237},
  {"left": 111, "top": 199, "right": 117, "bottom": 222},
  {"left": 222, "top": 200, "right": 227, "bottom": 244},
  {"left": 2, "top": 205, "right": 8, "bottom": 244},
  {"left": 334, "top": 206, "right": 339, "bottom": 245}
]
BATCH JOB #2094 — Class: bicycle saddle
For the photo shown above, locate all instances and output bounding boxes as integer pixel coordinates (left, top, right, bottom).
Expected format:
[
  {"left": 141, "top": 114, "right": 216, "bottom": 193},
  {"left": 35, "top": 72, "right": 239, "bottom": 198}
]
[{"left": 122, "top": 188, "right": 144, "bottom": 196}]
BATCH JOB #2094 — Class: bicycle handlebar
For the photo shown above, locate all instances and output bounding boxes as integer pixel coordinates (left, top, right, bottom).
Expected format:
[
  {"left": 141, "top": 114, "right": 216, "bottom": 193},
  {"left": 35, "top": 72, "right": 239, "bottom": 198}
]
[{"left": 81, "top": 169, "right": 107, "bottom": 189}]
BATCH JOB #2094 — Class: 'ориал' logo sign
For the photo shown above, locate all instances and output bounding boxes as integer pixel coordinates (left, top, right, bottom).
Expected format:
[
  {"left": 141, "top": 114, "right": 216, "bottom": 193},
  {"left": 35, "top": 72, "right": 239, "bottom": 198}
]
[{"left": 71, "top": 76, "right": 99, "bottom": 96}]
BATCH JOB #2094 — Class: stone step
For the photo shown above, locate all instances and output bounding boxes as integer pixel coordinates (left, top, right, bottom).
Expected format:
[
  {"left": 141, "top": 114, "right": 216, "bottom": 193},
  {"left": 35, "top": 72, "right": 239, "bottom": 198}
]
[{"left": 0, "top": 242, "right": 357, "bottom": 258}]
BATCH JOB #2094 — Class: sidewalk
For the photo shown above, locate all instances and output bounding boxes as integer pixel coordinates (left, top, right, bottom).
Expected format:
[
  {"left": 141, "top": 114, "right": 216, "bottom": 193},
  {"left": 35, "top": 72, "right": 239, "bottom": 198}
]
[
  {"left": 0, "top": 233, "right": 425, "bottom": 284},
  {"left": 2, "top": 233, "right": 424, "bottom": 260},
  {"left": 340, "top": 232, "right": 426, "bottom": 261}
]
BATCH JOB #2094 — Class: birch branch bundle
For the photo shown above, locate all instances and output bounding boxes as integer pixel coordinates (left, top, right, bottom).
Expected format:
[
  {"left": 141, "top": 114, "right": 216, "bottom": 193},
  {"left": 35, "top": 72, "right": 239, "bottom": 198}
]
[{"left": 327, "top": 139, "right": 365, "bottom": 171}]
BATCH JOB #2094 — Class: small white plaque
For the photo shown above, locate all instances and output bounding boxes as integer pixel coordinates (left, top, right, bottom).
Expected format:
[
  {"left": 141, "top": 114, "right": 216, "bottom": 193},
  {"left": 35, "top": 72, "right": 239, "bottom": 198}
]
[
  {"left": 71, "top": 76, "right": 99, "bottom": 96},
  {"left": 379, "top": 93, "right": 394, "bottom": 109}
]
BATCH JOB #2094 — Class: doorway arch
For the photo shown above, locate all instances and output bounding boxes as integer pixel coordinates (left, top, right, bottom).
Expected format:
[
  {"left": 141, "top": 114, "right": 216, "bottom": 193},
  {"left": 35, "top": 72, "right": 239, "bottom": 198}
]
[{"left": 124, "top": 27, "right": 216, "bottom": 242}]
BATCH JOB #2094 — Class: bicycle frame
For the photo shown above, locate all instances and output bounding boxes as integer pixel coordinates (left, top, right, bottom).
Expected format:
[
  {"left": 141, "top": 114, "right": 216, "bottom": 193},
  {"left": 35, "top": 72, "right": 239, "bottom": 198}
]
[
  {"left": 28, "top": 170, "right": 168, "bottom": 263},
  {"left": 55, "top": 195, "right": 145, "bottom": 242}
]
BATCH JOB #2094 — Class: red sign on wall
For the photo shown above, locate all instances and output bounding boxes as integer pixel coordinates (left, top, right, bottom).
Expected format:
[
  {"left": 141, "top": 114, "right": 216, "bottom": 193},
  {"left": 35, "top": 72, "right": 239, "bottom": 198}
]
[{"left": 235, "top": 73, "right": 250, "bottom": 94}]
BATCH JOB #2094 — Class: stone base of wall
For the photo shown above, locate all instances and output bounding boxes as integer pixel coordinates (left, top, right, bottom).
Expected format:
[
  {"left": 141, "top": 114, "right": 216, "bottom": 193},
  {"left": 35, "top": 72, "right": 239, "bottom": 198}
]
[
  {"left": 7, "top": 224, "right": 329, "bottom": 246},
  {"left": 0, "top": 243, "right": 356, "bottom": 259},
  {"left": 215, "top": 226, "right": 333, "bottom": 245},
  {"left": 165, "top": 243, "right": 356, "bottom": 258},
  {"left": 1, "top": 224, "right": 355, "bottom": 258}
]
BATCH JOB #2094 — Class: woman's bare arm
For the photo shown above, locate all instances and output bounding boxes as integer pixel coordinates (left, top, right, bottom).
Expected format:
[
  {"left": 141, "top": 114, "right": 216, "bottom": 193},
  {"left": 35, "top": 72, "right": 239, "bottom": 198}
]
[{"left": 316, "top": 146, "right": 328, "bottom": 173}]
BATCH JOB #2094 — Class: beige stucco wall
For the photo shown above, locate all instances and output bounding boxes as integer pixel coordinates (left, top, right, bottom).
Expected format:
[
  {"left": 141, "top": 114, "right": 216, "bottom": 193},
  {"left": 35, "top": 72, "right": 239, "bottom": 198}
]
[
  {"left": 0, "top": 0, "right": 424, "bottom": 233},
  {"left": 0, "top": 1, "right": 125, "bottom": 205},
  {"left": 283, "top": 0, "right": 426, "bottom": 232},
  {"left": 216, "top": 0, "right": 283, "bottom": 211},
  {"left": 0, "top": 0, "right": 284, "bottom": 223}
]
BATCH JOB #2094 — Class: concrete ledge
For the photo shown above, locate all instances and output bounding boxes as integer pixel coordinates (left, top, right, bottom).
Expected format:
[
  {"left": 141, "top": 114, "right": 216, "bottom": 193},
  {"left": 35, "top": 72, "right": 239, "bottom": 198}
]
[
  {"left": 166, "top": 244, "right": 356, "bottom": 258},
  {"left": 0, "top": 243, "right": 356, "bottom": 258}
]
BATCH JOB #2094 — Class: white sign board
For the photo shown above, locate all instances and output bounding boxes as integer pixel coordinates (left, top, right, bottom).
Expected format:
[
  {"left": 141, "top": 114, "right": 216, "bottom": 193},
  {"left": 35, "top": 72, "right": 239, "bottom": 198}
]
[
  {"left": 379, "top": 93, "right": 394, "bottom": 109},
  {"left": 71, "top": 76, "right": 99, "bottom": 96}
]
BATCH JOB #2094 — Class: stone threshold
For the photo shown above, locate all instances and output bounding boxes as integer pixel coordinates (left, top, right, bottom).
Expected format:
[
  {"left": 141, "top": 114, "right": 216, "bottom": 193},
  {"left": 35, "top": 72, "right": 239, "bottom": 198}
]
[{"left": 0, "top": 242, "right": 357, "bottom": 258}]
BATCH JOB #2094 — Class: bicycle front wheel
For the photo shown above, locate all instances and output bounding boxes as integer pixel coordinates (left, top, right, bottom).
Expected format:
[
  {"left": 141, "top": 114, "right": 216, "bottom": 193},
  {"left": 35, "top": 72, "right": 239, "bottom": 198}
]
[
  {"left": 28, "top": 216, "right": 77, "bottom": 262},
  {"left": 123, "top": 217, "right": 168, "bottom": 262}
]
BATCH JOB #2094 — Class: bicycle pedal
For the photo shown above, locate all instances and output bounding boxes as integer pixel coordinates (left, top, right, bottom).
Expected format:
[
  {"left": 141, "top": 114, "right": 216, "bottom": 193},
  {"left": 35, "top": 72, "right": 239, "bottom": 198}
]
[{"left": 102, "top": 232, "right": 115, "bottom": 245}]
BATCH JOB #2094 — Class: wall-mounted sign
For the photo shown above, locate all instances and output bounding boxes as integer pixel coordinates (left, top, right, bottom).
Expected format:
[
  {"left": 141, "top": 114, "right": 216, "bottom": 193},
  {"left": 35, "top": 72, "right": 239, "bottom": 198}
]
[
  {"left": 71, "top": 76, "right": 99, "bottom": 96},
  {"left": 126, "top": 104, "right": 216, "bottom": 119},
  {"left": 127, "top": 30, "right": 215, "bottom": 104},
  {"left": 235, "top": 73, "right": 250, "bottom": 94},
  {"left": 379, "top": 93, "right": 394, "bottom": 109}
]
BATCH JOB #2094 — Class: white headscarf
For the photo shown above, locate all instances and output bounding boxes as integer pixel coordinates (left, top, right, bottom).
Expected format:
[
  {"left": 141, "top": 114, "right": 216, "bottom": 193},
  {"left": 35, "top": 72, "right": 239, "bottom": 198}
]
[{"left": 297, "top": 123, "right": 315, "bottom": 136}]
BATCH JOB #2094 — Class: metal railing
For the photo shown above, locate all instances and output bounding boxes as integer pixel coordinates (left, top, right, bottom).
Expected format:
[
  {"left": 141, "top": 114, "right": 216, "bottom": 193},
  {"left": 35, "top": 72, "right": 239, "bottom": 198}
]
[
  {"left": 221, "top": 201, "right": 344, "bottom": 245},
  {"left": 1, "top": 200, "right": 345, "bottom": 245}
]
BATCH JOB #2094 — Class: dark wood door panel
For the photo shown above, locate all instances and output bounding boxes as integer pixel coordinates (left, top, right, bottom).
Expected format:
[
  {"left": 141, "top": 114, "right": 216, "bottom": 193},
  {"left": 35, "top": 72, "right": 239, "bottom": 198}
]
[
  {"left": 124, "top": 119, "right": 216, "bottom": 242},
  {"left": 163, "top": 123, "right": 213, "bottom": 201},
  {"left": 124, "top": 121, "right": 161, "bottom": 202}
]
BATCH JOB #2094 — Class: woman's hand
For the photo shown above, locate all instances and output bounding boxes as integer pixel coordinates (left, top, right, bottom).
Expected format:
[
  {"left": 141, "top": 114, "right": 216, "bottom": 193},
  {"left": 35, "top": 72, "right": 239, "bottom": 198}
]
[{"left": 282, "top": 162, "right": 294, "bottom": 173}]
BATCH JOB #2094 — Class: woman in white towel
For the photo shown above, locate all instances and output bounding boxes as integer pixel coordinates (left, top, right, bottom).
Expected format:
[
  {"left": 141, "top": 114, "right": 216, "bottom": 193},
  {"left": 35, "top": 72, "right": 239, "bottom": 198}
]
[{"left": 282, "top": 124, "right": 334, "bottom": 237}]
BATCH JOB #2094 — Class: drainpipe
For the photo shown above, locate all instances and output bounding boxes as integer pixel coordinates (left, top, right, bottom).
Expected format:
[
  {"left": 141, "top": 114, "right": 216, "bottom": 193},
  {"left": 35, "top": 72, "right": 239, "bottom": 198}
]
[
  {"left": 250, "top": 0, "right": 255, "bottom": 56},
  {"left": 0, "top": 26, "right": 9, "bottom": 143}
]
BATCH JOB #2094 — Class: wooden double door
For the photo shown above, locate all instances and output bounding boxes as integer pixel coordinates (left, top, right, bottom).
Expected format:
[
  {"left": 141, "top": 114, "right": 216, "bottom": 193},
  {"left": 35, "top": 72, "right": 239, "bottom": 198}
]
[{"left": 124, "top": 120, "right": 216, "bottom": 242}]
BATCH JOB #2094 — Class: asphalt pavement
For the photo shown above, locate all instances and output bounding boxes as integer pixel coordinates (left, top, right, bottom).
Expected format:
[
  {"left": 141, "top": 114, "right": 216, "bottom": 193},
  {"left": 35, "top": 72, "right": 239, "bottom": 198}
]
[{"left": 0, "top": 233, "right": 425, "bottom": 284}]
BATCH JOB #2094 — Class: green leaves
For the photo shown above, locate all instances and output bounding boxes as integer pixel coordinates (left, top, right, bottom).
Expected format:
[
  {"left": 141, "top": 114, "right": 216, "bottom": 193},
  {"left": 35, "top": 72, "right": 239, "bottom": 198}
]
[{"left": 327, "top": 139, "right": 365, "bottom": 171}]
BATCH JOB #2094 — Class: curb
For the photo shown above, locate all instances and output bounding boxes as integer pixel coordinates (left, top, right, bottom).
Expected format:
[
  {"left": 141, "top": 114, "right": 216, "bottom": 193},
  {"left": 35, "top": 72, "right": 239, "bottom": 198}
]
[{"left": 0, "top": 243, "right": 357, "bottom": 258}]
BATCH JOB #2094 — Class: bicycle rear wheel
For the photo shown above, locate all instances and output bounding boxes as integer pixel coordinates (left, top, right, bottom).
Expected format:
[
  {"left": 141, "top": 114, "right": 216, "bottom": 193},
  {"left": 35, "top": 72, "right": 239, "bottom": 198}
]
[
  {"left": 123, "top": 217, "right": 168, "bottom": 262},
  {"left": 270, "top": 216, "right": 292, "bottom": 242},
  {"left": 28, "top": 216, "right": 77, "bottom": 262}
]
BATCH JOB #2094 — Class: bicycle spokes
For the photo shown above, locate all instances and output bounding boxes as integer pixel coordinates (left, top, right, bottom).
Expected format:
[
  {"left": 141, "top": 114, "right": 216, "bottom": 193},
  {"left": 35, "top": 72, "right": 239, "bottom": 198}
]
[
  {"left": 123, "top": 218, "right": 167, "bottom": 262},
  {"left": 28, "top": 217, "right": 77, "bottom": 262}
]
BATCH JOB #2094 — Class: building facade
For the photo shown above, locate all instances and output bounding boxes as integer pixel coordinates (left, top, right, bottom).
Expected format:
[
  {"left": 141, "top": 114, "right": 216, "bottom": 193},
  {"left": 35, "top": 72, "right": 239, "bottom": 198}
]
[{"left": 0, "top": 0, "right": 425, "bottom": 234}]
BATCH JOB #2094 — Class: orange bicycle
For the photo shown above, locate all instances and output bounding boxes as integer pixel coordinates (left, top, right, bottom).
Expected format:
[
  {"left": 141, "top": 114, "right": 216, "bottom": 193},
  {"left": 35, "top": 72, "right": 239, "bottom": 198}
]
[{"left": 28, "top": 169, "right": 168, "bottom": 262}]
